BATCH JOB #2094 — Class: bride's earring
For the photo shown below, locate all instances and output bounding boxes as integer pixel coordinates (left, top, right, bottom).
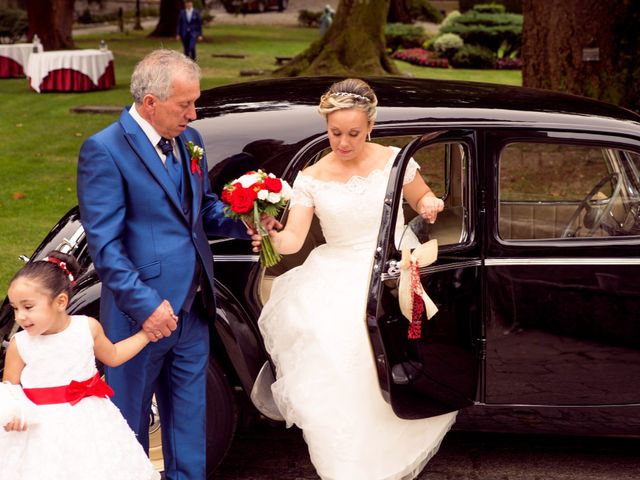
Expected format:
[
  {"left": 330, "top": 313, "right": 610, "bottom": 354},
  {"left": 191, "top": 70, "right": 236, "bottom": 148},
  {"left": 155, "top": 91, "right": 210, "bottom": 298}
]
[{"left": 367, "top": 132, "right": 371, "bottom": 142}]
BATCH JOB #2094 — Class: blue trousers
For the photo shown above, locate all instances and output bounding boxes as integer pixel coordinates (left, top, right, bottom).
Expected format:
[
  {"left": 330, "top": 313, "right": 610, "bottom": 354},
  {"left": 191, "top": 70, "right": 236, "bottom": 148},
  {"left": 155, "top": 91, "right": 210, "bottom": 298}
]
[
  {"left": 106, "top": 303, "right": 209, "bottom": 480},
  {"left": 182, "top": 33, "right": 198, "bottom": 60}
]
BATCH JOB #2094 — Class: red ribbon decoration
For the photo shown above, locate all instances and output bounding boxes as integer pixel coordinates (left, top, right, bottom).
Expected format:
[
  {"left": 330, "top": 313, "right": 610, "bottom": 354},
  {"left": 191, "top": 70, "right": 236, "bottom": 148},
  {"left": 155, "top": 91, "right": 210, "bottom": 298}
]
[
  {"left": 407, "top": 259, "right": 424, "bottom": 340},
  {"left": 190, "top": 157, "right": 203, "bottom": 178},
  {"left": 23, "top": 372, "right": 114, "bottom": 406}
]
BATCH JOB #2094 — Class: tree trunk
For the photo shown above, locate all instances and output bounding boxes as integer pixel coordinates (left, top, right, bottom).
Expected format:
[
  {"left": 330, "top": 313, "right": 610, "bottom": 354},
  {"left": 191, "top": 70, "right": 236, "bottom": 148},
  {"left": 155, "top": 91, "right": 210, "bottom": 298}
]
[
  {"left": 26, "top": 0, "right": 74, "bottom": 50},
  {"left": 522, "top": 0, "right": 640, "bottom": 112},
  {"left": 388, "top": 0, "right": 412, "bottom": 24},
  {"left": 150, "top": 0, "right": 180, "bottom": 37},
  {"left": 275, "top": 0, "right": 399, "bottom": 77}
]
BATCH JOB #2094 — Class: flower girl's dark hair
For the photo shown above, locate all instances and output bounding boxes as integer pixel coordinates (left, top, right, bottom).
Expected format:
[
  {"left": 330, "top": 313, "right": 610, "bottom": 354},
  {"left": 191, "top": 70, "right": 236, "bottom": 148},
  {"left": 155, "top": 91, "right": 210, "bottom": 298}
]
[{"left": 10, "top": 250, "right": 80, "bottom": 300}]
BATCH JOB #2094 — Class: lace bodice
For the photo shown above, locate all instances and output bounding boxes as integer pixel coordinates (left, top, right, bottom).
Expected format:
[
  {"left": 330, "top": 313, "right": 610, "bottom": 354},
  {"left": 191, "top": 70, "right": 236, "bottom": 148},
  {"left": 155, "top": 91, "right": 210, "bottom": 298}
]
[
  {"left": 291, "top": 147, "right": 419, "bottom": 250},
  {"left": 15, "top": 315, "right": 97, "bottom": 388}
]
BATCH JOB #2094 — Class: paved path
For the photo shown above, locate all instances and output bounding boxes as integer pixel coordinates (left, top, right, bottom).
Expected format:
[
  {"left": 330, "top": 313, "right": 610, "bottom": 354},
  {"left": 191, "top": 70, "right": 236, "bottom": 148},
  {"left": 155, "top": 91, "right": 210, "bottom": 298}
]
[{"left": 215, "top": 422, "right": 640, "bottom": 479}]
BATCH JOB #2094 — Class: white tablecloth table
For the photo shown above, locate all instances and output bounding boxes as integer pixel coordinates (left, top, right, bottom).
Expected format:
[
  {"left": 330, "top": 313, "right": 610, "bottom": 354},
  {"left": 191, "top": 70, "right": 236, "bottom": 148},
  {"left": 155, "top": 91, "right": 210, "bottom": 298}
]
[
  {"left": 0, "top": 43, "right": 42, "bottom": 78},
  {"left": 25, "top": 49, "right": 115, "bottom": 93}
]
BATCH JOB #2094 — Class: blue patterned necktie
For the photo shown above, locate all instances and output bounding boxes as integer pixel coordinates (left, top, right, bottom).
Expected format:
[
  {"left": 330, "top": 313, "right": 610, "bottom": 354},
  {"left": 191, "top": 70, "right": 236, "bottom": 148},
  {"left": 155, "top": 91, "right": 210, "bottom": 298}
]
[{"left": 158, "top": 137, "right": 182, "bottom": 195}]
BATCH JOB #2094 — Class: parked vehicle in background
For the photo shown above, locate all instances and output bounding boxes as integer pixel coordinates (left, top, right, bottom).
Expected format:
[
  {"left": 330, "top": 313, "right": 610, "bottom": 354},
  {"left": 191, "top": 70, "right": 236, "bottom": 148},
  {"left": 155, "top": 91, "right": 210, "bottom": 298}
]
[
  {"left": 221, "top": 0, "right": 287, "bottom": 13},
  {"left": 2, "top": 77, "right": 640, "bottom": 477}
]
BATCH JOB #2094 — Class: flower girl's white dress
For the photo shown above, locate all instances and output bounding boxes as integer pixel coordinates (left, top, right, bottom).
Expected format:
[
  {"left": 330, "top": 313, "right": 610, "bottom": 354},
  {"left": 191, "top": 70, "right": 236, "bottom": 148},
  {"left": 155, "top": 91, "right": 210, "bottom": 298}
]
[
  {"left": 259, "top": 148, "right": 457, "bottom": 480},
  {"left": 0, "top": 315, "right": 159, "bottom": 480}
]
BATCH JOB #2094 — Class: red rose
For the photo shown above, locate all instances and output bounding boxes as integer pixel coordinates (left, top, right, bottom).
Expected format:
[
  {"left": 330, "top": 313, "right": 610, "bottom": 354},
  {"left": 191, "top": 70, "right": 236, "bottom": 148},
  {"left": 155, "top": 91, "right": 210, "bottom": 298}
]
[
  {"left": 221, "top": 187, "right": 233, "bottom": 204},
  {"left": 263, "top": 177, "right": 282, "bottom": 193},
  {"left": 229, "top": 185, "right": 257, "bottom": 214}
]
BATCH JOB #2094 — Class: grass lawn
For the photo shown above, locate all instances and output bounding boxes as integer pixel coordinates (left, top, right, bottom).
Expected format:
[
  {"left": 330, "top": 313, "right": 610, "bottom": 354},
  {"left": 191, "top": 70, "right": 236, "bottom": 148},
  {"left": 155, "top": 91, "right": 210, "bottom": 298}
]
[{"left": 0, "top": 23, "right": 521, "bottom": 297}]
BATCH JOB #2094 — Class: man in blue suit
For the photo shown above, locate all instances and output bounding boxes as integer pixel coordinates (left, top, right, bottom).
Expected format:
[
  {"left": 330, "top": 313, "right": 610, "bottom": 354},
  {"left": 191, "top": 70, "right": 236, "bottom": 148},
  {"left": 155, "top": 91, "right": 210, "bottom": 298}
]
[
  {"left": 77, "top": 49, "right": 267, "bottom": 480},
  {"left": 176, "top": 1, "right": 203, "bottom": 60}
]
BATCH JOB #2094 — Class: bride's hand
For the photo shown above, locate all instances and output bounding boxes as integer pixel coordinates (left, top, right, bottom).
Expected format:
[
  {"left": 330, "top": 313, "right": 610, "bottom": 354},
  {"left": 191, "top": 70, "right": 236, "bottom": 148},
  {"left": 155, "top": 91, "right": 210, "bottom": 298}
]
[
  {"left": 246, "top": 215, "right": 283, "bottom": 252},
  {"left": 417, "top": 195, "right": 444, "bottom": 224}
]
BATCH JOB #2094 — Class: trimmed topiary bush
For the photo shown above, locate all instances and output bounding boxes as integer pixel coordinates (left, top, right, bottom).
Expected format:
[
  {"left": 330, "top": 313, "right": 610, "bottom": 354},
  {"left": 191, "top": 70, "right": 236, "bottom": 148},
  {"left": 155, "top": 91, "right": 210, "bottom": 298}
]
[
  {"left": 432, "top": 32, "right": 464, "bottom": 60},
  {"left": 385, "top": 23, "right": 427, "bottom": 52},
  {"left": 450, "top": 43, "right": 496, "bottom": 69},
  {"left": 439, "top": 4, "right": 522, "bottom": 54},
  {"left": 441, "top": 10, "right": 462, "bottom": 29},
  {"left": 473, "top": 3, "right": 506, "bottom": 14}
]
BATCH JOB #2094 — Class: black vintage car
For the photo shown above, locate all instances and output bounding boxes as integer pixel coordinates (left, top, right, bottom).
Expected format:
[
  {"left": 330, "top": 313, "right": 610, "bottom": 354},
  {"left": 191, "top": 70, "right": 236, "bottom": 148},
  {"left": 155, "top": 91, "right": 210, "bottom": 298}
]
[{"left": 1, "top": 77, "right": 640, "bottom": 475}]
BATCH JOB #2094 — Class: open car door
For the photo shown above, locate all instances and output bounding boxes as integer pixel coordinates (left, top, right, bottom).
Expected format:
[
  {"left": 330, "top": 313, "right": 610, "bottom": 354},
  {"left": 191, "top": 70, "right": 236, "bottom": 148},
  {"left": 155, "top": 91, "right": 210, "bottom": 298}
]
[{"left": 366, "top": 130, "right": 482, "bottom": 419}]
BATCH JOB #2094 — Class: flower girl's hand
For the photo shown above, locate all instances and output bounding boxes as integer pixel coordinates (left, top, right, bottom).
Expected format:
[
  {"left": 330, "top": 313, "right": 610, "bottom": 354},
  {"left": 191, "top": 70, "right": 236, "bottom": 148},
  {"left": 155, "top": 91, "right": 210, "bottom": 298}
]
[{"left": 3, "top": 416, "right": 27, "bottom": 432}]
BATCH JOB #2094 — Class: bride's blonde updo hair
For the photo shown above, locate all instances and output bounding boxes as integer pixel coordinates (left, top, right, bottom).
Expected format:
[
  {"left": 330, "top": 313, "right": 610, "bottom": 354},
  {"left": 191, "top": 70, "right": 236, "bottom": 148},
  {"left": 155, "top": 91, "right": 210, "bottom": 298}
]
[{"left": 318, "top": 78, "right": 378, "bottom": 124}]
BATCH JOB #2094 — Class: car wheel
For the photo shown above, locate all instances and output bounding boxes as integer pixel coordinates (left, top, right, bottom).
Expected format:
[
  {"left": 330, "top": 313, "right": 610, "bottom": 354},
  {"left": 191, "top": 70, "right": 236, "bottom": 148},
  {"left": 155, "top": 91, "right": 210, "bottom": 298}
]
[
  {"left": 257, "top": 1, "right": 266, "bottom": 13},
  {"left": 206, "top": 357, "right": 238, "bottom": 475},
  {"left": 148, "top": 358, "right": 237, "bottom": 477},
  {"left": 278, "top": 0, "right": 288, "bottom": 11}
]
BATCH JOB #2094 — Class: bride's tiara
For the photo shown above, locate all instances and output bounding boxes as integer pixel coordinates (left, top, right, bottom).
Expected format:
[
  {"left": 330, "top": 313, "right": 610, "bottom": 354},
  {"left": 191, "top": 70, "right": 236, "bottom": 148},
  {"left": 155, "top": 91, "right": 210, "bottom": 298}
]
[{"left": 330, "top": 92, "right": 370, "bottom": 102}]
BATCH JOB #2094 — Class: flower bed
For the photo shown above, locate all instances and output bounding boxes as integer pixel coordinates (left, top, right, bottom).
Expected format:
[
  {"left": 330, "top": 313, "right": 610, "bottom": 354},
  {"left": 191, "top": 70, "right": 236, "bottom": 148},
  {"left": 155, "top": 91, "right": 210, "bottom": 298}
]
[
  {"left": 391, "top": 48, "right": 450, "bottom": 68},
  {"left": 496, "top": 57, "right": 523, "bottom": 69}
]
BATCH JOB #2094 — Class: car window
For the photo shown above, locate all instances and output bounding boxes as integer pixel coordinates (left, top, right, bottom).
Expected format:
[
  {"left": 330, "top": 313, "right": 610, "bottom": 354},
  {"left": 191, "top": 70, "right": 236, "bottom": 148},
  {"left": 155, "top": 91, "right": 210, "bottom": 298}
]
[
  {"left": 499, "top": 142, "right": 640, "bottom": 239},
  {"left": 389, "top": 140, "right": 469, "bottom": 249}
]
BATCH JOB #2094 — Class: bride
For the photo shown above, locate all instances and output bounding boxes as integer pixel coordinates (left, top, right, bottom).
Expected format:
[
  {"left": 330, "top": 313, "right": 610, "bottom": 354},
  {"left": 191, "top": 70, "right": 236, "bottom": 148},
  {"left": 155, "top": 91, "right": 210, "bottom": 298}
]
[{"left": 258, "top": 78, "right": 457, "bottom": 480}]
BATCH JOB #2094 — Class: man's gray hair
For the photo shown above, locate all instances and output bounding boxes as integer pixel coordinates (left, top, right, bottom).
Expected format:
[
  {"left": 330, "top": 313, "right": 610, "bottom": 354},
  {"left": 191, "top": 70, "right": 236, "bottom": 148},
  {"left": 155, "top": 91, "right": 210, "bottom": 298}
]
[{"left": 130, "top": 49, "right": 201, "bottom": 104}]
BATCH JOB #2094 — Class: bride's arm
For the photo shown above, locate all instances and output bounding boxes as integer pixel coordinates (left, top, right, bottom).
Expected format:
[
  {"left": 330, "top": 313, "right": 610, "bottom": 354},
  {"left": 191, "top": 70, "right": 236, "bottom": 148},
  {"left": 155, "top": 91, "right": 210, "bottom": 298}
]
[
  {"left": 268, "top": 204, "right": 315, "bottom": 255},
  {"left": 403, "top": 175, "right": 444, "bottom": 224}
]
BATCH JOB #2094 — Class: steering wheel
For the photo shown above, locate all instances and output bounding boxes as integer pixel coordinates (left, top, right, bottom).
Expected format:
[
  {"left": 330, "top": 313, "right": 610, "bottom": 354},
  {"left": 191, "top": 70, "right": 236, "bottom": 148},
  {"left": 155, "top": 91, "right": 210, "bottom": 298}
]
[{"left": 561, "top": 173, "right": 621, "bottom": 238}]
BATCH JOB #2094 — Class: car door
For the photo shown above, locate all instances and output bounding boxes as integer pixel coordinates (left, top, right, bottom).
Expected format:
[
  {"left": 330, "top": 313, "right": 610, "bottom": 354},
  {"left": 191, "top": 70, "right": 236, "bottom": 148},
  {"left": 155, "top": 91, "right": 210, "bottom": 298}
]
[
  {"left": 366, "top": 129, "right": 482, "bottom": 419},
  {"left": 484, "top": 129, "right": 640, "bottom": 406}
]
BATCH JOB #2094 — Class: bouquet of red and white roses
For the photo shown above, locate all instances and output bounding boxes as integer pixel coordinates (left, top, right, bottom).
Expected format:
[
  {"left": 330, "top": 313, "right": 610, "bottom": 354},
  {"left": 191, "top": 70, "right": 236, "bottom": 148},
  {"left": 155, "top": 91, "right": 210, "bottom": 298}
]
[{"left": 221, "top": 169, "right": 292, "bottom": 268}]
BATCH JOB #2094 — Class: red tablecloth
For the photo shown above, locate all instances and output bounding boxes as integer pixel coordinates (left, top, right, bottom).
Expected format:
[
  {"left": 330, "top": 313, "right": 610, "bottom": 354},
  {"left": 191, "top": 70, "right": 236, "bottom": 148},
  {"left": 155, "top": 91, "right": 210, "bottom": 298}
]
[
  {"left": 0, "top": 43, "right": 41, "bottom": 78},
  {"left": 26, "top": 49, "right": 115, "bottom": 93}
]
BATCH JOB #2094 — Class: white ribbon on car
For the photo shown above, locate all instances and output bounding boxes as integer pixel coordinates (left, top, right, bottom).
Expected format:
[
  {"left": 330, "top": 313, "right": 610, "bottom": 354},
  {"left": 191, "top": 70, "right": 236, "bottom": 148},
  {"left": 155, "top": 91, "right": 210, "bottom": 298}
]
[{"left": 398, "top": 239, "right": 439, "bottom": 323}]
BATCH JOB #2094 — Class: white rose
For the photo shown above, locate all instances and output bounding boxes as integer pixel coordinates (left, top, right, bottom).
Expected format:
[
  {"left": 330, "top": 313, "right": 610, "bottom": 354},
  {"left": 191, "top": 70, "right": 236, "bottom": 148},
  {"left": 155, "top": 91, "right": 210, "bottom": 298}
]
[
  {"left": 280, "top": 181, "right": 293, "bottom": 201},
  {"left": 257, "top": 189, "right": 269, "bottom": 200},
  {"left": 267, "top": 192, "right": 281, "bottom": 203},
  {"left": 237, "top": 173, "right": 260, "bottom": 188}
]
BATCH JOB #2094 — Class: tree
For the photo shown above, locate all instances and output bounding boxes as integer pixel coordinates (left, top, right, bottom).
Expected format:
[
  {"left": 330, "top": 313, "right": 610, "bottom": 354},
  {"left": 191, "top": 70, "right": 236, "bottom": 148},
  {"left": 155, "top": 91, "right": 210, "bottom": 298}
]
[
  {"left": 276, "top": 0, "right": 399, "bottom": 77},
  {"left": 26, "top": 0, "right": 74, "bottom": 50},
  {"left": 387, "top": 0, "right": 412, "bottom": 24},
  {"left": 150, "top": 0, "right": 181, "bottom": 37},
  {"left": 522, "top": 0, "right": 640, "bottom": 112}
]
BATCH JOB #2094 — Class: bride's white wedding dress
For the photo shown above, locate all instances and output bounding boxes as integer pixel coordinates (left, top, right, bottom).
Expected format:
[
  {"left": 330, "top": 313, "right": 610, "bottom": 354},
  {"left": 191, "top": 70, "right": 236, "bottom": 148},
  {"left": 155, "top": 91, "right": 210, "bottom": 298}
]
[{"left": 259, "top": 147, "right": 457, "bottom": 480}]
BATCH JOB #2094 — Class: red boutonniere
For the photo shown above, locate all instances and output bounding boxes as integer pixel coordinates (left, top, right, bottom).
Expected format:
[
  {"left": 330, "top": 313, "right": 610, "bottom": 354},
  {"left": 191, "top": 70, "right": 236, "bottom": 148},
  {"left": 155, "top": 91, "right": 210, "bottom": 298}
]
[{"left": 186, "top": 140, "right": 204, "bottom": 178}]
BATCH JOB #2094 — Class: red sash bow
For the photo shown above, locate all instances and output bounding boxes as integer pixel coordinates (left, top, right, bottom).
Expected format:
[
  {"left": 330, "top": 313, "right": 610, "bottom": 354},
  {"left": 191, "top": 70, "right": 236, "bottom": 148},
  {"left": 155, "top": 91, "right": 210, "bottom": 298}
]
[{"left": 23, "top": 372, "right": 114, "bottom": 406}]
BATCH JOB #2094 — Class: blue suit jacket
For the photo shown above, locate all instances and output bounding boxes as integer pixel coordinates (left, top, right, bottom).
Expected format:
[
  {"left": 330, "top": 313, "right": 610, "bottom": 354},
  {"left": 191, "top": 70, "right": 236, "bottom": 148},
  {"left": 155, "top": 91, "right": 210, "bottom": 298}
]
[
  {"left": 177, "top": 8, "right": 202, "bottom": 38},
  {"left": 77, "top": 107, "right": 246, "bottom": 340}
]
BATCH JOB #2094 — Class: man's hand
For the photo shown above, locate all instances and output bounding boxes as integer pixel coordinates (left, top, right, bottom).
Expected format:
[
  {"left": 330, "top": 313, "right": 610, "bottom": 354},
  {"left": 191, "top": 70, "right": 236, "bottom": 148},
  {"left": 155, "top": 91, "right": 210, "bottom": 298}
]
[
  {"left": 246, "top": 216, "right": 283, "bottom": 252},
  {"left": 142, "top": 299, "right": 179, "bottom": 342}
]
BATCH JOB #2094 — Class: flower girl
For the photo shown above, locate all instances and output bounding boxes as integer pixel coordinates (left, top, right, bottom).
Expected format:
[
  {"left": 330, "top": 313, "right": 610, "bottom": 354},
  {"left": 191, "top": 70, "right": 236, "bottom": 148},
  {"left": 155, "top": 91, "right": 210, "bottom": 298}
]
[{"left": 0, "top": 251, "right": 159, "bottom": 480}]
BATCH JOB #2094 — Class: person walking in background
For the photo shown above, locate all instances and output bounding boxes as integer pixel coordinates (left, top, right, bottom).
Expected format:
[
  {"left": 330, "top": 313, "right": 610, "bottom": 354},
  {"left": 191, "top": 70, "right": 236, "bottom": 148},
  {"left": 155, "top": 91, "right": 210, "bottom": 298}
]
[
  {"left": 0, "top": 251, "right": 159, "bottom": 480},
  {"left": 319, "top": 4, "right": 334, "bottom": 36},
  {"left": 176, "top": 0, "right": 203, "bottom": 60},
  {"left": 77, "top": 49, "right": 268, "bottom": 480}
]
